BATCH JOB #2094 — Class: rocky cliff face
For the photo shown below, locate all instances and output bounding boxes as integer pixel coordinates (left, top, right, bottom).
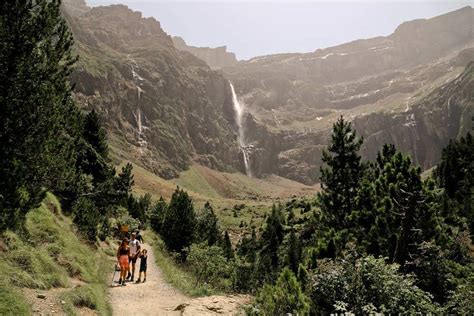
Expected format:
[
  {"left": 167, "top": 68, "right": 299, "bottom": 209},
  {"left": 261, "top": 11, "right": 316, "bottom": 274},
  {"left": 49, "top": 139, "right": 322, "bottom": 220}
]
[
  {"left": 66, "top": 4, "right": 240, "bottom": 178},
  {"left": 221, "top": 6, "right": 474, "bottom": 184},
  {"left": 237, "top": 62, "right": 473, "bottom": 185},
  {"left": 64, "top": 2, "right": 473, "bottom": 184},
  {"left": 172, "top": 36, "right": 238, "bottom": 69}
]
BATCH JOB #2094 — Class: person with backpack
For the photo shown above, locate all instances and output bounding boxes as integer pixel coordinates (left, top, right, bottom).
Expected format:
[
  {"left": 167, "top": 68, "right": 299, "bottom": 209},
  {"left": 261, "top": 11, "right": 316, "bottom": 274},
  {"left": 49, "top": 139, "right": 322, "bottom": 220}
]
[
  {"left": 136, "top": 230, "right": 144, "bottom": 243},
  {"left": 127, "top": 232, "right": 141, "bottom": 282}
]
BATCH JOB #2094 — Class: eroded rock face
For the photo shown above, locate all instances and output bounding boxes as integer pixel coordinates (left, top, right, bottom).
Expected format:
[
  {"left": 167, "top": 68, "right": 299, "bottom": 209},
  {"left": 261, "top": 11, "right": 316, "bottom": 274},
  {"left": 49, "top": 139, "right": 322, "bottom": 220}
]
[
  {"left": 240, "top": 62, "right": 473, "bottom": 185},
  {"left": 66, "top": 4, "right": 241, "bottom": 178},
  {"left": 64, "top": 2, "right": 473, "bottom": 184},
  {"left": 172, "top": 36, "right": 238, "bottom": 69},
  {"left": 221, "top": 7, "right": 474, "bottom": 184}
]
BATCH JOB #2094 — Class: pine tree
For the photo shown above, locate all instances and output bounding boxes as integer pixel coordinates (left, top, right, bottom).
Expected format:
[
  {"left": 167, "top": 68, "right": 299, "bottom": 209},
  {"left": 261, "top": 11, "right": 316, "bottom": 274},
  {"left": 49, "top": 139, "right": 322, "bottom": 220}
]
[
  {"left": 115, "top": 163, "right": 134, "bottom": 195},
  {"left": 83, "top": 110, "right": 109, "bottom": 160},
  {"left": 196, "top": 202, "right": 220, "bottom": 246},
  {"left": 435, "top": 133, "right": 474, "bottom": 233},
  {"left": 222, "top": 230, "right": 234, "bottom": 259},
  {"left": 287, "top": 230, "right": 302, "bottom": 273},
  {"left": 357, "top": 147, "right": 441, "bottom": 265},
  {"left": 76, "top": 110, "right": 113, "bottom": 184},
  {"left": 0, "top": 0, "right": 79, "bottom": 231},
  {"left": 150, "top": 196, "right": 167, "bottom": 233},
  {"left": 260, "top": 204, "right": 284, "bottom": 269},
  {"left": 252, "top": 267, "right": 310, "bottom": 315},
  {"left": 318, "top": 116, "right": 364, "bottom": 230},
  {"left": 161, "top": 187, "right": 196, "bottom": 253}
]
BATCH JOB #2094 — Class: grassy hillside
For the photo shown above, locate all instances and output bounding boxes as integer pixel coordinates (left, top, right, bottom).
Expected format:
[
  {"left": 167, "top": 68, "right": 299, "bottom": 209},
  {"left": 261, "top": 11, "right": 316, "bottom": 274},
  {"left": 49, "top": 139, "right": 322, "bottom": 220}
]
[{"left": 0, "top": 193, "right": 114, "bottom": 315}]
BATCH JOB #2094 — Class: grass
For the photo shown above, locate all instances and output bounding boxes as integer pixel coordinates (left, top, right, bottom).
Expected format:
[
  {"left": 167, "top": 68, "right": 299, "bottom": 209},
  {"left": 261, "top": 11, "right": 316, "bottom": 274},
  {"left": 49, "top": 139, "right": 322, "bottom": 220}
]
[
  {"left": 0, "top": 193, "right": 113, "bottom": 315},
  {"left": 145, "top": 230, "right": 217, "bottom": 297},
  {"left": 61, "top": 283, "right": 111, "bottom": 315},
  {"left": 0, "top": 283, "right": 30, "bottom": 315},
  {"left": 172, "top": 166, "right": 221, "bottom": 199}
]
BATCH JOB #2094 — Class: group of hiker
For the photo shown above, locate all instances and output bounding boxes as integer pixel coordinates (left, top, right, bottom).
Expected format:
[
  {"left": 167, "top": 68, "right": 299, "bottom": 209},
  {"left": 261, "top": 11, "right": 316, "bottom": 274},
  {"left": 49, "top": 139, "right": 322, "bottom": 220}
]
[{"left": 116, "top": 231, "right": 147, "bottom": 286}]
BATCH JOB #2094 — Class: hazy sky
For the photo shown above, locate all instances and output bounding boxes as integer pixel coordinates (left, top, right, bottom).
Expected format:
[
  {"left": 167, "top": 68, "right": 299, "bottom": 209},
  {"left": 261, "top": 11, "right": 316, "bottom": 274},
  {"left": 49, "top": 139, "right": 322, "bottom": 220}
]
[{"left": 86, "top": 1, "right": 472, "bottom": 60}]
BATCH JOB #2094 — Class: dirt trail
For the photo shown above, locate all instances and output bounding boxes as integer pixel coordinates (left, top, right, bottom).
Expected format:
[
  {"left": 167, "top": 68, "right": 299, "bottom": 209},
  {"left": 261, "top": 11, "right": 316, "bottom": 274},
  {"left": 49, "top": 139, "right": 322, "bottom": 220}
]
[
  {"left": 109, "top": 243, "right": 187, "bottom": 315},
  {"left": 109, "top": 243, "right": 250, "bottom": 315}
]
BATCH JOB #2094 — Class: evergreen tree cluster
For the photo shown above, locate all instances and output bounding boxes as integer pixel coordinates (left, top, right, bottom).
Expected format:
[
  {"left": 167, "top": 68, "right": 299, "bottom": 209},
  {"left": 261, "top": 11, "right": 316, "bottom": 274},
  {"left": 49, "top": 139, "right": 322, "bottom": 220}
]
[
  {"left": 0, "top": 0, "right": 136, "bottom": 241},
  {"left": 242, "top": 116, "right": 473, "bottom": 314},
  {"left": 149, "top": 187, "right": 233, "bottom": 259}
]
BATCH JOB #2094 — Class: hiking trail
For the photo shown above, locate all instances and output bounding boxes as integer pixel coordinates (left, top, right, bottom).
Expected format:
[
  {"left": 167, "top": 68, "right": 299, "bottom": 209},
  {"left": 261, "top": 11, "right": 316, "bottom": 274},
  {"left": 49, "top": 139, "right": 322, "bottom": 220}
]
[{"left": 109, "top": 242, "right": 250, "bottom": 315}]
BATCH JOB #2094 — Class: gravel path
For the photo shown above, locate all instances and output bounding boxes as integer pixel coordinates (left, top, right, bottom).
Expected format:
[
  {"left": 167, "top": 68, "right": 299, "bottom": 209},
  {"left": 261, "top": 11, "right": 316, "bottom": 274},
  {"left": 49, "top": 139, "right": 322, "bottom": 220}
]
[
  {"left": 109, "top": 242, "right": 250, "bottom": 315},
  {"left": 109, "top": 243, "right": 187, "bottom": 315}
]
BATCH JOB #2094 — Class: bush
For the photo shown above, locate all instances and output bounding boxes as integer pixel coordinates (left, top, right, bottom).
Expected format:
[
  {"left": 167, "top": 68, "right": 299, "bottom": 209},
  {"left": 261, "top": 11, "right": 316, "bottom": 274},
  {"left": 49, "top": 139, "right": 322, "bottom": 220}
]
[
  {"left": 309, "top": 253, "right": 439, "bottom": 314},
  {"left": 249, "top": 267, "right": 310, "bottom": 315},
  {"left": 161, "top": 187, "right": 196, "bottom": 253},
  {"left": 73, "top": 197, "right": 100, "bottom": 242},
  {"left": 187, "top": 243, "right": 234, "bottom": 291}
]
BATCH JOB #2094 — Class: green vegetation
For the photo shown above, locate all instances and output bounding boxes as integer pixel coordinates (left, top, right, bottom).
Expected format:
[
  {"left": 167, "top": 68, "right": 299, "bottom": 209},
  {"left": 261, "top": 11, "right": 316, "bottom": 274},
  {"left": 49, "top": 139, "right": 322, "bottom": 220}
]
[
  {"left": 147, "top": 231, "right": 216, "bottom": 297},
  {"left": 161, "top": 187, "right": 197, "bottom": 254},
  {"left": 249, "top": 268, "right": 310, "bottom": 315},
  {"left": 144, "top": 116, "right": 473, "bottom": 314},
  {"left": 0, "top": 283, "right": 30, "bottom": 315},
  {"left": 0, "top": 194, "right": 113, "bottom": 315}
]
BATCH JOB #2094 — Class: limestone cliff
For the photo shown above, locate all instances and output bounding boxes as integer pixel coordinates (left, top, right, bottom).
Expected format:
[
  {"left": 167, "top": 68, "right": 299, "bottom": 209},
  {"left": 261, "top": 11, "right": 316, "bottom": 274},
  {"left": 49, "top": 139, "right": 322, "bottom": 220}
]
[
  {"left": 172, "top": 36, "right": 238, "bottom": 69},
  {"left": 66, "top": 4, "right": 240, "bottom": 178}
]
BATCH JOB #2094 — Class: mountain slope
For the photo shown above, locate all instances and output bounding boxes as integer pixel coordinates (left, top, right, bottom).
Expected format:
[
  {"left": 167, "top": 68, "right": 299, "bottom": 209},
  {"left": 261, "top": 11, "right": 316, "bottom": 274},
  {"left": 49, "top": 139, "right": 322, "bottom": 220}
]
[
  {"left": 220, "top": 6, "right": 473, "bottom": 184},
  {"left": 66, "top": 4, "right": 240, "bottom": 179},
  {"left": 64, "top": 2, "right": 473, "bottom": 187}
]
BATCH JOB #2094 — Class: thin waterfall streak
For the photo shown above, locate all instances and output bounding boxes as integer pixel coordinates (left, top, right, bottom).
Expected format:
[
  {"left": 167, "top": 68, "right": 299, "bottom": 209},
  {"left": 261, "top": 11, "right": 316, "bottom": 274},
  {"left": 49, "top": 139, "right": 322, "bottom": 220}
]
[{"left": 230, "top": 82, "right": 252, "bottom": 177}]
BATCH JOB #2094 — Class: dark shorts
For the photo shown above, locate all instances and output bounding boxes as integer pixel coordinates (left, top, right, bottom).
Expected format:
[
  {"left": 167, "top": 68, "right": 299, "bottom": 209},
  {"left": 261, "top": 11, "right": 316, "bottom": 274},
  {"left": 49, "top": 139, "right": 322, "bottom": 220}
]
[
  {"left": 129, "top": 256, "right": 138, "bottom": 264},
  {"left": 140, "top": 264, "right": 147, "bottom": 272}
]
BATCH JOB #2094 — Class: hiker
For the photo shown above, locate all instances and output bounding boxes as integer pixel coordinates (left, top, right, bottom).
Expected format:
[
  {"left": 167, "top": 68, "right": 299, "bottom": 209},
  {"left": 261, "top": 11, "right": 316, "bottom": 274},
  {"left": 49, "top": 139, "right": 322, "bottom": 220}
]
[
  {"left": 116, "top": 238, "right": 130, "bottom": 286},
  {"left": 135, "top": 249, "right": 148, "bottom": 283},
  {"left": 136, "top": 230, "right": 144, "bottom": 243},
  {"left": 127, "top": 232, "right": 141, "bottom": 282}
]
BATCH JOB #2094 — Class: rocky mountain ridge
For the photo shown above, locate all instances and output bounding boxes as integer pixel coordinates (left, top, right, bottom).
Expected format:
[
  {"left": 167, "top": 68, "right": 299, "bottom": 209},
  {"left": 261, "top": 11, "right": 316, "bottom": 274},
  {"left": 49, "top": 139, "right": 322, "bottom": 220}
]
[
  {"left": 64, "top": 2, "right": 473, "bottom": 185},
  {"left": 172, "top": 36, "right": 238, "bottom": 69},
  {"left": 221, "top": 6, "right": 473, "bottom": 183},
  {"left": 66, "top": 3, "right": 242, "bottom": 178}
]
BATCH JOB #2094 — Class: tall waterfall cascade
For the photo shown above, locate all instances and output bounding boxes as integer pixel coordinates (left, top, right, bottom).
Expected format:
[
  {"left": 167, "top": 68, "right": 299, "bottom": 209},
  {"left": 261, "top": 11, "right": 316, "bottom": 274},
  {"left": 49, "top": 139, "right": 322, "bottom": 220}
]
[
  {"left": 130, "top": 61, "right": 148, "bottom": 153},
  {"left": 230, "top": 82, "right": 252, "bottom": 177}
]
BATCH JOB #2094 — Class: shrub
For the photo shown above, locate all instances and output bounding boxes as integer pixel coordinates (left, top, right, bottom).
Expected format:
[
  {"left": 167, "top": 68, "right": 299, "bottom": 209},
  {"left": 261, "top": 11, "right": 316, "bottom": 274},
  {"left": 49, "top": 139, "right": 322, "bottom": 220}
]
[
  {"left": 309, "top": 254, "right": 439, "bottom": 314},
  {"left": 249, "top": 267, "right": 310, "bottom": 315},
  {"left": 161, "top": 187, "right": 196, "bottom": 253},
  {"left": 73, "top": 197, "right": 100, "bottom": 242},
  {"left": 187, "top": 243, "right": 234, "bottom": 291}
]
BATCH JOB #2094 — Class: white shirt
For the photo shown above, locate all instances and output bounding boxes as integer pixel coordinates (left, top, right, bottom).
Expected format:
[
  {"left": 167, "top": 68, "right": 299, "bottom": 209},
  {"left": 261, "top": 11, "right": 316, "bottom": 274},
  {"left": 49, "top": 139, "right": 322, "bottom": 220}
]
[{"left": 129, "top": 239, "right": 140, "bottom": 255}]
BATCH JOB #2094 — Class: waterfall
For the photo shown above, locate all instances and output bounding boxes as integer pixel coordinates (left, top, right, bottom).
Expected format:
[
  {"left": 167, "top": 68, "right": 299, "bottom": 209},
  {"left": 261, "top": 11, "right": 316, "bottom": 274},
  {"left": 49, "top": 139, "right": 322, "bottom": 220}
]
[
  {"left": 130, "top": 62, "right": 147, "bottom": 153},
  {"left": 230, "top": 82, "right": 252, "bottom": 177}
]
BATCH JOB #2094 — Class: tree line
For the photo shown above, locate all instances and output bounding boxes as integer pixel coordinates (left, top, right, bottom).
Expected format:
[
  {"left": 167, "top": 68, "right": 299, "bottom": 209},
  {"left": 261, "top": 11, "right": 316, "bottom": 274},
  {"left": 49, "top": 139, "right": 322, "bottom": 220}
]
[
  {"left": 0, "top": 0, "right": 136, "bottom": 241},
  {"left": 1, "top": 1, "right": 472, "bottom": 314}
]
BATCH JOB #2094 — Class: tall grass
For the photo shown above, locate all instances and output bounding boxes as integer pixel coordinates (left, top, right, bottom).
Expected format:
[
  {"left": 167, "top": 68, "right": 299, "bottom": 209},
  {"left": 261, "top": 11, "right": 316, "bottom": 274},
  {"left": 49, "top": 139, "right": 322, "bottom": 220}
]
[
  {"left": 146, "top": 231, "right": 216, "bottom": 297},
  {"left": 0, "top": 193, "right": 113, "bottom": 315}
]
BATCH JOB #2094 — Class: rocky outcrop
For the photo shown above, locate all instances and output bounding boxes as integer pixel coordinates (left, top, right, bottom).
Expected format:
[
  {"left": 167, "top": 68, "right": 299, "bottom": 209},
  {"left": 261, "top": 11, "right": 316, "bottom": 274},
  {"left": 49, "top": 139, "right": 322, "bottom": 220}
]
[
  {"left": 63, "top": 1, "right": 473, "bottom": 184},
  {"left": 172, "top": 36, "right": 238, "bottom": 69},
  {"left": 354, "top": 62, "right": 474, "bottom": 169},
  {"left": 62, "top": 0, "right": 89, "bottom": 17},
  {"left": 240, "top": 62, "right": 473, "bottom": 184},
  {"left": 65, "top": 4, "right": 241, "bottom": 178},
  {"left": 221, "top": 7, "right": 473, "bottom": 184}
]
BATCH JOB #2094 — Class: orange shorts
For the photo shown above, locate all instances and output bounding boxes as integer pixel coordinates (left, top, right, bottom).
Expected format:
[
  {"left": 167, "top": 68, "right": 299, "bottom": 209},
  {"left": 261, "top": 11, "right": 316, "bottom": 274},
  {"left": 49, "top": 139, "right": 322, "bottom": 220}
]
[{"left": 119, "top": 255, "right": 129, "bottom": 270}]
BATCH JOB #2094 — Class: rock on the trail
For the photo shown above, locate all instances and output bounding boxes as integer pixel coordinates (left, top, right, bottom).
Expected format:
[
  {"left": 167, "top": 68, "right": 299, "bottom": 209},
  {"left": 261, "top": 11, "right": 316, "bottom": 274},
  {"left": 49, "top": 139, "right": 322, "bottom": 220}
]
[
  {"left": 178, "top": 295, "right": 252, "bottom": 315},
  {"left": 174, "top": 303, "right": 189, "bottom": 311},
  {"left": 36, "top": 294, "right": 46, "bottom": 299}
]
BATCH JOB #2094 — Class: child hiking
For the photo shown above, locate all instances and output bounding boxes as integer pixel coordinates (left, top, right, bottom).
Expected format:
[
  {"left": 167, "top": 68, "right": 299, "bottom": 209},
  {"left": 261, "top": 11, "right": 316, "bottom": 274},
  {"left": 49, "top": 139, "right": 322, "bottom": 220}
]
[{"left": 135, "top": 249, "right": 148, "bottom": 283}]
